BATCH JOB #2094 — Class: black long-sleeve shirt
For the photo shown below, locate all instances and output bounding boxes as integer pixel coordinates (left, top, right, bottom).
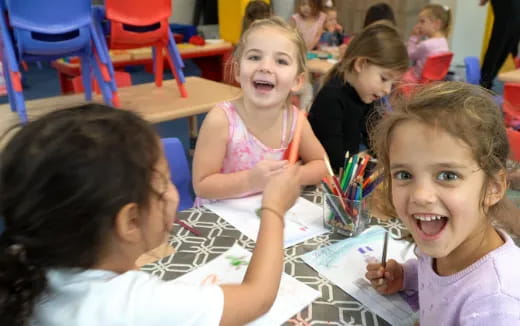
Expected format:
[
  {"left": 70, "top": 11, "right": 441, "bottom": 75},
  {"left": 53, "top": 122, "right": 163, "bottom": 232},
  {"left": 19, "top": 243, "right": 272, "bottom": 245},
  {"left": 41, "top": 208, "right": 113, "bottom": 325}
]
[{"left": 308, "top": 75, "right": 376, "bottom": 171}]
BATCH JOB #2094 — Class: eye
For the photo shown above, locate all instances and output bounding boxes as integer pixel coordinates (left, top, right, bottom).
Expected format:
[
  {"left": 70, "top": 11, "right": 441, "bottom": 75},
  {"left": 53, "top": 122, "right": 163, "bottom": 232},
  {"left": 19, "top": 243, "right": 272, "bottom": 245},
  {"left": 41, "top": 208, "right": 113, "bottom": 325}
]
[
  {"left": 381, "top": 75, "right": 388, "bottom": 82},
  {"left": 277, "top": 58, "right": 289, "bottom": 65},
  {"left": 393, "top": 171, "right": 412, "bottom": 180},
  {"left": 437, "top": 171, "right": 459, "bottom": 181},
  {"left": 247, "top": 54, "right": 261, "bottom": 61}
]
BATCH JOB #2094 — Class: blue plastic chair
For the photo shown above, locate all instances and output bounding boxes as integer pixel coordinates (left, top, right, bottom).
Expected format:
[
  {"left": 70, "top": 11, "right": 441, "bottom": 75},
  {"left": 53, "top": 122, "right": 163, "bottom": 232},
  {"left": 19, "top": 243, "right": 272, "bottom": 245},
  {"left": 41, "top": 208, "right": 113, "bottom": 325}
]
[
  {"left": 464, "top": 56, "right": 481, "bottom": 85},
  {"left": 0, "top": 0, "right": 118, "bottom": 122},
  {"left": 161, "top": 138, "right": 194, "bottom": 211}
]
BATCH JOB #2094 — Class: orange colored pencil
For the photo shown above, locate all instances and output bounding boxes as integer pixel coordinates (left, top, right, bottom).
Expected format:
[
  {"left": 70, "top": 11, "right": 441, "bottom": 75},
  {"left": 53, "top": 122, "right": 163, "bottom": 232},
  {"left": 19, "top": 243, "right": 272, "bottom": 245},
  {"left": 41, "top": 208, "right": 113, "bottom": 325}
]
[{"left": 287, "top": 110, "right": 305, "bottom": 164}]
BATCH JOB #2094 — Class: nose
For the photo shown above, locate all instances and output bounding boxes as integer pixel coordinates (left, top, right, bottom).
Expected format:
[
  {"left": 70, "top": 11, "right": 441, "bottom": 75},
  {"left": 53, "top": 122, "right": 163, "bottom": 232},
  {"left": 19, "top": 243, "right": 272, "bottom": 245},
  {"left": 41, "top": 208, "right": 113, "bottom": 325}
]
[
  {"left": 258, "top": 57, "right": 274, "bottom": 73},
  {"left": 410, "top": 179, "right": 436, "bottom": 206},
  {"left": 383, "top": 82, "right": 392, "bottom": 96}
]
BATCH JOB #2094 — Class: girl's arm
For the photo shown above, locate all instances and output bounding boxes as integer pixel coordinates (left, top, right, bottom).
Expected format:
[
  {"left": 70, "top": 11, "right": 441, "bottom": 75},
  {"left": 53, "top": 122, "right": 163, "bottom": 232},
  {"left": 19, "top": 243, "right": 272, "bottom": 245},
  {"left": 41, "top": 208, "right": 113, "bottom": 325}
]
[
  {"left": 219, "top": 165, "right": 301, "bottom": 326},
  {"left": 407, "top": 35, "right": 426, "bottom": 61},
  {"left": 297, "top": 117, "right": 328, "bottom": 185}
]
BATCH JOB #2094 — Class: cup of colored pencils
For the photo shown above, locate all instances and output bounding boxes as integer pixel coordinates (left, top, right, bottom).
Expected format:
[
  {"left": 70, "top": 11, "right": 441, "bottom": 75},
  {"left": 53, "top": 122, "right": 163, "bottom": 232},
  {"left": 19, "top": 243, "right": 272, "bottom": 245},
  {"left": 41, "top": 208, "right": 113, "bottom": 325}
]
[{"left": 321, "top": 152, "right": 382, "bottom": 237}]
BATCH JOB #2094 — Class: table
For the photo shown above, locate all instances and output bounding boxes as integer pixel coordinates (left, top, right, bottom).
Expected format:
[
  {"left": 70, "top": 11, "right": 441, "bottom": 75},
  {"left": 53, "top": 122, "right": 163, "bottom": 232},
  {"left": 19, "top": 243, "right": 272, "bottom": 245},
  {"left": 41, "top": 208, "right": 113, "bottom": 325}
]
[
  {"left": 51, "top": 41, "right": 234, "bottom": 94},
  {"left": 142, "top": 188, "right": 411, "bottom": 325},
  {"left": 498, "top": 69, "right": 520, "bottom": 83},
  {"left": 307, "top": 58, "right": 335, "bottom": 75},
  {"left": 0, "top": 77, "right": 241, "bottom": 144}
]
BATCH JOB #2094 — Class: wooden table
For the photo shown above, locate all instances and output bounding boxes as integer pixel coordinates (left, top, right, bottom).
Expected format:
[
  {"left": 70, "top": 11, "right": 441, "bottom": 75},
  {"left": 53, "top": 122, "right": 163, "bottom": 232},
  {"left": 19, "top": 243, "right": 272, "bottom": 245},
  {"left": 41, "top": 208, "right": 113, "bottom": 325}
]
[
  {"left": 51, "top": 41, "right": 234, "bottom": 94},
  {"left": 498, "top": 69, "right": 520, "bottom": 83},
  {"left": 0, "top": 77, "right": 241, "bottom": 145}
]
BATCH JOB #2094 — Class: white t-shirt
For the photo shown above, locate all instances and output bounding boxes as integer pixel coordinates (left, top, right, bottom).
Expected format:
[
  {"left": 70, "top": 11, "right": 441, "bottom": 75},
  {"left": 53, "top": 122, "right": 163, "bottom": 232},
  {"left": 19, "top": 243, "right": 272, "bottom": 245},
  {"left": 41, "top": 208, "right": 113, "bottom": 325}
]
[{"left": 31, "top": 269, "right": 224, "bottom": 326}]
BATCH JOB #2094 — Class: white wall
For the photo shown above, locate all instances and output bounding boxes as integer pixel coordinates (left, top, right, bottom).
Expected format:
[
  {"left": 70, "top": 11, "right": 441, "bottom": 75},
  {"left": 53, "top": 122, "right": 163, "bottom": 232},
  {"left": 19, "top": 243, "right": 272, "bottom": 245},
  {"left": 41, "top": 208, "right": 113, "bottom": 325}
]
[{"left": 171, "top": 0, "right": 195, "bottom": 24}]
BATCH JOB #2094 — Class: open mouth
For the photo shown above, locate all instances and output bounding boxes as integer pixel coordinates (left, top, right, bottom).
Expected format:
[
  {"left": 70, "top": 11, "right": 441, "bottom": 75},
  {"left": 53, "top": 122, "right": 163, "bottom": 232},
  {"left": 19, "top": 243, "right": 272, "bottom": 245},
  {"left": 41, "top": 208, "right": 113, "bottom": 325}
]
[
  {"left": 413, "top": 214, "right": 448, "bottom": 238},
  {"left": 253, "top": 80, "right": 275, "bottom": 92}
]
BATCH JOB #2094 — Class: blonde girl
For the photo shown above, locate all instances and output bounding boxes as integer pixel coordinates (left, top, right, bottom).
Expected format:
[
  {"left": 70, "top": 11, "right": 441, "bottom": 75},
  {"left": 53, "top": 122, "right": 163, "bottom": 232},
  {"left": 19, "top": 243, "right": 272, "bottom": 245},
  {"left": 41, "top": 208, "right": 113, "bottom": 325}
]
[
  {"left": 193, "top": 17, "right": 327, "bottom": 201},
  {"left": 404, "top": 4, "right": 451, "bottom": 83},
  {"left": 308, "top": 23, "right": 408, "bottom": 171},
  {"left": 366, "top": 82, "right": 520, "bottom": 325}
]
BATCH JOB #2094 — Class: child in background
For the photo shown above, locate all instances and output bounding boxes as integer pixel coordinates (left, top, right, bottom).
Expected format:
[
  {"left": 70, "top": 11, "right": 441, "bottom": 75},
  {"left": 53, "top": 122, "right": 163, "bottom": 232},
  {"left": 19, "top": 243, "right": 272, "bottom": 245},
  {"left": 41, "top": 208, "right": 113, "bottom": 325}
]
[
  {"left": 404, "top": 4, "right": 451, "bottom": 83},
  {"left": 241, "top": 0, "right": 271, "bottom": 35},
  {"left": 193, "top": 17, "right": 327, "bottom": 201},
  {"left": 290, "top": 0, "right": 326, "bottom": 50},
  {"left": 366, "top": 82, "right": 520, "bottom": 325},
  {"left": 0, "top": 104, "right": 303, "bottom": 326},
  {"left": 308, "top": 23, "right": 408, "bottom": 171},
  {"left": 363, "top": 2, "right": 396, "bottom": 27},
  {"left": 319, "top": 6, "right": 343, "bottom": 47}
]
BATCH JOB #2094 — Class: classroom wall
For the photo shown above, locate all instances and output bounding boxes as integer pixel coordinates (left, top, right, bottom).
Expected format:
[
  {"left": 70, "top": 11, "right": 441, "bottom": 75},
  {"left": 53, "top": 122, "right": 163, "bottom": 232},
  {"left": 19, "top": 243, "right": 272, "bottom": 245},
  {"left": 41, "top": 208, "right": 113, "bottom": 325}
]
[{"left": 171, "top": 0, "right": 195, "bottom": 24}]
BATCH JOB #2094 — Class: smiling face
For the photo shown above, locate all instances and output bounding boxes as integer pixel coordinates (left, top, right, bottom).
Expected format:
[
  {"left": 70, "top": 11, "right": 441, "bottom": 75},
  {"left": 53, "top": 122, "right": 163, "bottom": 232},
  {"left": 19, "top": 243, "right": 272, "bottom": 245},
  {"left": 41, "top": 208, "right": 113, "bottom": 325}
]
[
  {"left": 235, "top": 26, "right": 304, "bottom": 110},
  {"left": 388, "top": 120, "right": 501, "bottom": 260},
  {"left": 349, "top": 60, "right": 401, "bottom": 104}
]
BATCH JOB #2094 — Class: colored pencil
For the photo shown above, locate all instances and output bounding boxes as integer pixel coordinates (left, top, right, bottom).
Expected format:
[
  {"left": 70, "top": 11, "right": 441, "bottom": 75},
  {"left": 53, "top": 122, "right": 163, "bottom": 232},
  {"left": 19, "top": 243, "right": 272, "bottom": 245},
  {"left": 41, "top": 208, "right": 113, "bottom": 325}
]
[
  {"left": 174, "top": 218, "right": 202, "bottom": 236},
  {"left": 287, "top": 110, "right": 305, "bottom": 163},
  {"left": 381, "top": 230, "right": 389, "bottom": 267}
]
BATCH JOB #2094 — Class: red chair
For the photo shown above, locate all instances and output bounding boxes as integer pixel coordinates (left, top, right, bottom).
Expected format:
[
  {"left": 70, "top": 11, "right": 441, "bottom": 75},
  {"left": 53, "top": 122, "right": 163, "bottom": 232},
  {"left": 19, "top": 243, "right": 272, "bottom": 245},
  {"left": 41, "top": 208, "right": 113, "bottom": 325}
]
[
  {"left": 503, "top": 83, "right": 520, "bottom": 128},
  {"left": 72, "top": 70, "right": 132, "bottom": 93},
  {"left": 506, "top": 128, "right": 520, "bottom": 161},
  {"left": 101, "top": 0, "right": 188, "bottom": 97},
  {"left": 420, "top": 52, "right": 454, "bottom": 83},
  {"left": 399, "top": 52, "right": 454, "bottom": 96}
]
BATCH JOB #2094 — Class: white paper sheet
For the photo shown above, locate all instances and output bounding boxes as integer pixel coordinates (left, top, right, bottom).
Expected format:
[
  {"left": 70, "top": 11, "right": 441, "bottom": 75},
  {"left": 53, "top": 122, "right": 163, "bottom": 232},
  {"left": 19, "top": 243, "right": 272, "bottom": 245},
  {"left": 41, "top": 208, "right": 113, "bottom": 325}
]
[
  {"left": 174, "top": 244, "right": 320, "bottom": 325},
  {"left": 204, "top": 195, "right": 328, "bottom": 248},
  {"left": 301, "top": 226, "right": 419, "bottom": 326}
]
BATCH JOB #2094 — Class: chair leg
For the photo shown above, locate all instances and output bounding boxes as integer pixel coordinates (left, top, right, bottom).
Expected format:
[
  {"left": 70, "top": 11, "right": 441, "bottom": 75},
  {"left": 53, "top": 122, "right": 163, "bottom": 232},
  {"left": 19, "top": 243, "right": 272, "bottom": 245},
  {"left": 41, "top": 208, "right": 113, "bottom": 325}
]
[
  {"left": 166, "top": 51, "right": 188, "bottom": 98},
  {"left": 1, "top": 55, "right": 16, "bottom": 112},
  {"left": 154, "top": 45, "right": 164, "bottom": 87},
  {"left": 80, "top": 54, "right": 92, "bottom": 101},
  {"left": 89, "top": 22, "right": 117, "bottom": 92},
  {"left": 91, "top": 56, "right": 113, "bottom": 106},
  {"left": 167, "top": 30, "right": 185, "bottom": 69}
]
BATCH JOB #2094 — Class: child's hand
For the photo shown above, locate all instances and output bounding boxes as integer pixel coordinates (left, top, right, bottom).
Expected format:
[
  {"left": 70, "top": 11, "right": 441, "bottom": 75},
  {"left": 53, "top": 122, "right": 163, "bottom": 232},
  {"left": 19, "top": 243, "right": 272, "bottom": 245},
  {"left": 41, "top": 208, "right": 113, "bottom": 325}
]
[
  {"left": 262, "top": 164, "right": 302, "bottom": 214},
  {"left": 411, "top": 24, "right": 421, "bottom": 36},
  {"left": 249, "top": 160, "right": 288, "bottom": 191},
  {"left": 365, "top": 259, "right": 404, "bottom": 295}
]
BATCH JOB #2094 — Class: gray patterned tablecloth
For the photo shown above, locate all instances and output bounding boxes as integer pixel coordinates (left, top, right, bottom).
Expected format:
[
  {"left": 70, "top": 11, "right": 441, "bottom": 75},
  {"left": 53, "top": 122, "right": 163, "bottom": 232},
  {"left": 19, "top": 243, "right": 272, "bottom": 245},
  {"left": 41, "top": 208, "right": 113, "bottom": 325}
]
[{"left": 141, "top": 189, "right": 410, "bottom": 326}]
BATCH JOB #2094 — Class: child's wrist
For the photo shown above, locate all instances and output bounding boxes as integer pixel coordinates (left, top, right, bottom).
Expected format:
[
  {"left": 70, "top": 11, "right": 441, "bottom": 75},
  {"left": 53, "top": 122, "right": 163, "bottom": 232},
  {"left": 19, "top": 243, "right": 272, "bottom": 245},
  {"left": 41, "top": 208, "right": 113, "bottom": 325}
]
[{"left": 259, "top": 206, "right": 285, "bottom": 227}]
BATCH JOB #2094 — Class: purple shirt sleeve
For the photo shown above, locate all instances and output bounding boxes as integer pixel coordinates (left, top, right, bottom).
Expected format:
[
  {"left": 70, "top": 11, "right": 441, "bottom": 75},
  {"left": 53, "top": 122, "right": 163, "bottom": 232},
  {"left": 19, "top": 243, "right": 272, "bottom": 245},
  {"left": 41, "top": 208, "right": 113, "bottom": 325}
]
[
  {"left": 407, "top": 35, "right": 426, "bottom": 61},
  {"left": 460, "top": 294, "right": 520, "bottom": 325},
  {"left": 402, "top": 258, "right": 419, "bottom": 291}
]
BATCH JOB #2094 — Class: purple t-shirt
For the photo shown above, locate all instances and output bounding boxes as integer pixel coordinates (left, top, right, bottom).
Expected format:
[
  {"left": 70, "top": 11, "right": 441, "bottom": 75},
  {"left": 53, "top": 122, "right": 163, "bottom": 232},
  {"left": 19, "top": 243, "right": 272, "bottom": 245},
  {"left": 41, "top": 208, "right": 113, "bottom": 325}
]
[{"left": 402, "top": 230, "right": 520, "bottom": 325}]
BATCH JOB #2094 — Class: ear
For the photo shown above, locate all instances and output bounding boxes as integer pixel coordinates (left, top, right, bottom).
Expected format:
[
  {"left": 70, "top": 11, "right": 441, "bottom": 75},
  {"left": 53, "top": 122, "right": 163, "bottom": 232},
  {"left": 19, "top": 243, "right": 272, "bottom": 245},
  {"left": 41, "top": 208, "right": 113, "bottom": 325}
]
[
  {"left": 353, "top": 57, "right": 367, "bottom": 74},
  {"left": 114, "top": 202, "right": 143, "bottom": 244},
  {"left": 290, "top": 72, "right": 306, "bottom": 93},
  {"left": 484, "top": 170, "right": 507, "bottom": 207},
  {"left": 233, "top": 61, "right": 240, "bottom": 84}
]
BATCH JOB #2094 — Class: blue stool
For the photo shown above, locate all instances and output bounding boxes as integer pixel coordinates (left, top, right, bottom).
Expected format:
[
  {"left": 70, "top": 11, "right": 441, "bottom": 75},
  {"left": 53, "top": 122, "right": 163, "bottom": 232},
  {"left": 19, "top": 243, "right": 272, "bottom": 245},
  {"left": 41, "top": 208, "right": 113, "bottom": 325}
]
[{"left": 161, "top": 138, "right": 194, "bottom": 211}]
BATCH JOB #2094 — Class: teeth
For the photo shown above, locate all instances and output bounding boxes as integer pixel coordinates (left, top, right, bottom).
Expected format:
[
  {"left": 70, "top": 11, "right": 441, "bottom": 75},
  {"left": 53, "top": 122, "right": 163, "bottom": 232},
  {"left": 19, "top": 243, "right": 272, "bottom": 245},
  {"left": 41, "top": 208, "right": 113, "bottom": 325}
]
[{"left": 414, "top": 215, "right": 444, "bottom": 221}]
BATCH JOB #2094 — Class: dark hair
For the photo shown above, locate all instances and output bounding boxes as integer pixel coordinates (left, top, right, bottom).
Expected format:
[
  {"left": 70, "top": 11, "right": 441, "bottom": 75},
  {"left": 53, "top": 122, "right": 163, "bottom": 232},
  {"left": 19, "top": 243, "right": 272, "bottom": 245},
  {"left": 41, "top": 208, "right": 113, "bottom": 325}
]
[
  {"left": 372, "top": 82, "right": 511, "bottom": 224},
  {"left": 0, "top": 104, "right": 161, "bottom": 326},
  {"left": 324, "top": 22, "right": 408, "bottom": 85},
  {"left": 241, "top": 0, "right": 272, "bottom": 35},
  {"left": 364, "top": 2, "right": 396, "bottom": 27}
]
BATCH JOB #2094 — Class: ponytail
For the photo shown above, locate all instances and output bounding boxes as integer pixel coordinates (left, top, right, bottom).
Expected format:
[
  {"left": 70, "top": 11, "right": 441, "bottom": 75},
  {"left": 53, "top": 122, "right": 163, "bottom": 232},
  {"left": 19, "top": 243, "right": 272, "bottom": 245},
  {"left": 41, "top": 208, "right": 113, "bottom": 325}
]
[{"left": 0, "top": 238, "right": 46, "bottom": 326}]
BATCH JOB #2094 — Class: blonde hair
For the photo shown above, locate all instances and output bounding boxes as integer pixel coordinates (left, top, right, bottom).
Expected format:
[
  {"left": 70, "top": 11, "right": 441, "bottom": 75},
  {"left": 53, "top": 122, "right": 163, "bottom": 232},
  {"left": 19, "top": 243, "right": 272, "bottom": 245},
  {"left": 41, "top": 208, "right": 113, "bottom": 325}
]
[
  {"left": 323, "top": 23, "right": 408, "bottom": 85},
  {"left": 371, "top": 82, "right": 512, "bottom": 230},
  {"left": 422, "top": 4, "right": 452, "bottom": 36},
  {"left": 232, "top": 16, "right": 307, "bottom": 76}
]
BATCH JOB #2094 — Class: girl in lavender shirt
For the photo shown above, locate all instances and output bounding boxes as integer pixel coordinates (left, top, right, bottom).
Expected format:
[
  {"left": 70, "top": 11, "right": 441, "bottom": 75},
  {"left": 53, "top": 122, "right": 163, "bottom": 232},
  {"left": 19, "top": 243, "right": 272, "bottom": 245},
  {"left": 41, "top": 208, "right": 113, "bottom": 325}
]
[
  {"left": 366, "top": 82, "right": 520, "bottom": 325},
  {"left": 403, "top": 4, "right": 451, "bottom": 83}
]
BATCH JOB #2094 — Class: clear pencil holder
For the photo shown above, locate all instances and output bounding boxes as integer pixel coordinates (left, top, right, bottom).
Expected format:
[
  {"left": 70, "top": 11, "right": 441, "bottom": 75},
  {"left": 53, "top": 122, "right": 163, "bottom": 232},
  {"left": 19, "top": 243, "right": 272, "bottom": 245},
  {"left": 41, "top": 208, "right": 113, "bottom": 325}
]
[{"left": 323, "top": 193, "right": 370, "bottom": 237}]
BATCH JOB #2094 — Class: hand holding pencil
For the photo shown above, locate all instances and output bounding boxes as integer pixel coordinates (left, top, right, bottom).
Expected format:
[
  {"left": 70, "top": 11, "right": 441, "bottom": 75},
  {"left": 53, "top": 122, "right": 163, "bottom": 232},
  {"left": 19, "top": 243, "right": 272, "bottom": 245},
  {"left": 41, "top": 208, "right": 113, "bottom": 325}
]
[{"left": 365, "top": 258, "right": 404, "bottom": 295}]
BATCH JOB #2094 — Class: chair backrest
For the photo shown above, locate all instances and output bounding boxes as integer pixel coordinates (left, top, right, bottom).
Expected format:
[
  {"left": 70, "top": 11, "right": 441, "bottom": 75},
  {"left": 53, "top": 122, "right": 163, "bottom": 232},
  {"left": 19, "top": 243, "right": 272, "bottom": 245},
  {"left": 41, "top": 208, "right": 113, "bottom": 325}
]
[
  {"left": 464, "top": 56, "right": 481, "bottom": 85},
  {"left": 421, "top": 52, "right": 454, "bottom": 83},
  {"left": 161, "top": 138, "right": 193, "bottom": 211},
  {"left": 6, "top": 0, "right": 92, "bottom": 33},
  {"left": 506, "top": 128, "right": 520, "bottom": 161},
  {"left": 105, "top": 0, "right": 171, "bottom": 26},
  {"left": 504, "top": 82, "right": 520, "bottom": 109}
]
